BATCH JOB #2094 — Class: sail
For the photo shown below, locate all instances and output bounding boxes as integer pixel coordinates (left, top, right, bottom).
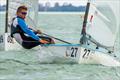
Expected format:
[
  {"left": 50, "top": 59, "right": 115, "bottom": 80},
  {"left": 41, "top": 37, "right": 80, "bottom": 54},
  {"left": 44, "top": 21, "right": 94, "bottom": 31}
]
[
  {"left": 8, "top": 0, "right": 39, "bottom": 32},
  {"left": 86, "top": 0, "right": 120, "bottom": 48},
  {"left": 114, "top": 24, "right": 120, "bottom": 53}
]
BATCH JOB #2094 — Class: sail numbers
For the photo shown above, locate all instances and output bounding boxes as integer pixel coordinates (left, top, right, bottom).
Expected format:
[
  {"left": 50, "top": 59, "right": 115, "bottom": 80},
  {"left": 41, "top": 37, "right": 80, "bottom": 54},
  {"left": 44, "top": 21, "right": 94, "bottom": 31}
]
[
  {"left": 66, "top": 47, "right": 78, "bottom": 58},
  {"left": 82, "top": 49, "right": 90, "bottom": 58},
  {"left": 71, "top": 47, "right": 78, "bottom": 57}
]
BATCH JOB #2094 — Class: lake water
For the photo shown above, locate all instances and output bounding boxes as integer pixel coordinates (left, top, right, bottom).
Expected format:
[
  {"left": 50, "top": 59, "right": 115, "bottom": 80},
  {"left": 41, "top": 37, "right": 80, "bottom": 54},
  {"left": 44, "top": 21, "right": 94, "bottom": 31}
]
[{"left": 0, "top": 12, "right": 120, "bottom": 80}]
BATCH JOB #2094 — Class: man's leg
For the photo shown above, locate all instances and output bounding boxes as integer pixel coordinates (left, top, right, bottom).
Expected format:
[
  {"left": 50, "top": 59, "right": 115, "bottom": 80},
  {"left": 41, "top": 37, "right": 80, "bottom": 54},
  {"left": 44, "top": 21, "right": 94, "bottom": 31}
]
[
  {"left": 21, "top": 36, "right": 41, "bottom": 49},
  {"left": 22, "top": 36, "right": 55, "bottom": 49},
  {"left": 22, "top": 40, "right": 40, "bottom": 49},
  {"left": 21, "top": 35, "right": 55, "bottom": 49},
  {"left": 13, "top": 33, "right": 40, "bottom": 49}
]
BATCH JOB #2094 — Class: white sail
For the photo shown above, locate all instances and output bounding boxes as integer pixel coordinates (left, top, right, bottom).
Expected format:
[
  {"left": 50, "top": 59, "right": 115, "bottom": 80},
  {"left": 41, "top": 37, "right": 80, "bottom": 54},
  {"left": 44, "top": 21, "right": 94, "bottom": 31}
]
[{"left": 86, "top": 0, "right": 120, "bottom": 48}]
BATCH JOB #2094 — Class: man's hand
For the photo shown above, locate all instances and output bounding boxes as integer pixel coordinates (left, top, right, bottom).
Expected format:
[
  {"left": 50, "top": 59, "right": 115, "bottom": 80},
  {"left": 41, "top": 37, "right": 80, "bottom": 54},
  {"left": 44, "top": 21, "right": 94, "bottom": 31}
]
[
  {"left": 36, "top": 30, "right": 42, "bottom": 34},
  {"left": 39, "top": 39, "right": 49, "bottom": 44}
]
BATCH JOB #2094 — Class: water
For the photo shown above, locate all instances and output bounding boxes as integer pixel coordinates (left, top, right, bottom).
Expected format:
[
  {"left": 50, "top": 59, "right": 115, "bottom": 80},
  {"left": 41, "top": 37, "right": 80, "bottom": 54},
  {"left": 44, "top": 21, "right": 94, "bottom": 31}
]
[{"left": 0, "top": 12, "right": 120, "bottom": 80}]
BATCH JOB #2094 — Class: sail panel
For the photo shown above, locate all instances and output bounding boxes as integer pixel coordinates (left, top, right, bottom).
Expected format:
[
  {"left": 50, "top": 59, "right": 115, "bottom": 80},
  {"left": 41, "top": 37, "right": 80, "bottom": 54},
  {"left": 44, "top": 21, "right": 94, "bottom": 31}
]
[{"left": 86, "top": 0, "right": 120, "bottom": 47}]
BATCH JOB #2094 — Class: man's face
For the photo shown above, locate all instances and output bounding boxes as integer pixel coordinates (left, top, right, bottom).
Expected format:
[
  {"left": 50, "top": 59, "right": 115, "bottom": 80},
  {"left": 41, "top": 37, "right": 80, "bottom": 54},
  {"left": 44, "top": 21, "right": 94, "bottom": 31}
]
[{"left": 17, "top": 9, "right": 27, "bottom": 19}]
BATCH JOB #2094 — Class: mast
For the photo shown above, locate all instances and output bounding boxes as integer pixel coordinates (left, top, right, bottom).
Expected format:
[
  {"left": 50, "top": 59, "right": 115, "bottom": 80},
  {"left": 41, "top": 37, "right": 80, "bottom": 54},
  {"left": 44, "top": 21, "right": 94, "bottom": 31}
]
[
  {"left": 5, "top": 0, "right": 9, "bottom": 33},
  {"left": 80, "top": 2, "right": 90, "bottom": 44}
]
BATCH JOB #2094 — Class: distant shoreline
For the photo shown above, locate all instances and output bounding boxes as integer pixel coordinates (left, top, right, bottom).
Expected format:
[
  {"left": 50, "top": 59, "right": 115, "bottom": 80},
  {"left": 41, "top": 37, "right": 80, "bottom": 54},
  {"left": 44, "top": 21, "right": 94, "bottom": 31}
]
[{"left": 0, "top": 11, "right": 84, "bottom": 14}]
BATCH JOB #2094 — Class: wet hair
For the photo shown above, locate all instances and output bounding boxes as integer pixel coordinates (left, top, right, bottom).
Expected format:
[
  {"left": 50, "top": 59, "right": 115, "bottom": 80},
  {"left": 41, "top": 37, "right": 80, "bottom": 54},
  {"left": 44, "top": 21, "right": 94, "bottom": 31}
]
[{"left": 17, "top": 5, "right": 27, "bottom": 12}]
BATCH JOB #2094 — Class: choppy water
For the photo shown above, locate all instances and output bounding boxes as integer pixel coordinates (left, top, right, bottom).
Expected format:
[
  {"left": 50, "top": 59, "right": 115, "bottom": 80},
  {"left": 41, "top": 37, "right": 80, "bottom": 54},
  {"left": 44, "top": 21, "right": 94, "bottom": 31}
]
[{"left": 0, "top": 12, "right": 120, "bottom": 80}]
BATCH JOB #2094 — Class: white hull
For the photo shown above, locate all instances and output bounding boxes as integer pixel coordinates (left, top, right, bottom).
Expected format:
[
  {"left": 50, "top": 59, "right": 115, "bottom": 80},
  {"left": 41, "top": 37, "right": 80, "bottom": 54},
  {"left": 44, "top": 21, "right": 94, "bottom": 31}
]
[
  {"left": 0, "top": 33, "right": 120, "bottom": 67},
  {"left": 38, "top": 45, "right": 120, "bottom": 67},
  {"left": 0, "top": 33, "right": 22, "bottom": 51}
]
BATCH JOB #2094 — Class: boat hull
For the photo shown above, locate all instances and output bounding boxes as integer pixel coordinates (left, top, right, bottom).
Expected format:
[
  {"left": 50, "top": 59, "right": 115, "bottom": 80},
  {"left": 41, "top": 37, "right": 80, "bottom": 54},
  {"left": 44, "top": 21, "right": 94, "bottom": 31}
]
[
  {"left": 0, "top": 33, "right": 22, "bottom": 51},
  {"left": 38, "top": 45, "right": 120, "bottom": 67},
  {"left": 0, "top": 33, "right": 120, "bottom": 66}
]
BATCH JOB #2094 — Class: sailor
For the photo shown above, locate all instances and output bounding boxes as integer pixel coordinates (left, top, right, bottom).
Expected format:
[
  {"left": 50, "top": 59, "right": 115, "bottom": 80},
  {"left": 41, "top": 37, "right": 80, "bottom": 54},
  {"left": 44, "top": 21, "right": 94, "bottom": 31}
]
[{"left": 10, "top": 5, "right": 54, "bottom": 49}]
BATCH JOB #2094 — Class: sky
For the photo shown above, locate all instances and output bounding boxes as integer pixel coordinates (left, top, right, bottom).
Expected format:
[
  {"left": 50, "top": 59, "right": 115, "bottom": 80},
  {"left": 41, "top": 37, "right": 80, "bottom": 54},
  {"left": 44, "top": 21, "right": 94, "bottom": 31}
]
[
  {"left": 0, "top": 0, "right": 6, "bottom": 5},
  {"left": 39, "top": 0, "right": 87, "bottom": 7},
  {"left": 0, "top": 0, "right": 87, "bottom": 6}
]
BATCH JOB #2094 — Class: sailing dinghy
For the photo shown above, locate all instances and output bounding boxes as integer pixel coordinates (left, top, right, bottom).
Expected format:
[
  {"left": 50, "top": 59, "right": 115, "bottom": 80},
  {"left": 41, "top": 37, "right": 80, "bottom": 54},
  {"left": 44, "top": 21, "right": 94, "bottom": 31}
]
[{"left": 0, "top": 0, "right": 120, "bottom": 66}]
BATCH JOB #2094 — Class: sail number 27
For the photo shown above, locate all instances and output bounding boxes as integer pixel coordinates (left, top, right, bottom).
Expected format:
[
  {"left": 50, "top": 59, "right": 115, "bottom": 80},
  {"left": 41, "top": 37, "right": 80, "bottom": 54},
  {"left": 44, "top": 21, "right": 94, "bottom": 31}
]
[{"left": 70, "top": 47, "right": 78, "bottom": 57}]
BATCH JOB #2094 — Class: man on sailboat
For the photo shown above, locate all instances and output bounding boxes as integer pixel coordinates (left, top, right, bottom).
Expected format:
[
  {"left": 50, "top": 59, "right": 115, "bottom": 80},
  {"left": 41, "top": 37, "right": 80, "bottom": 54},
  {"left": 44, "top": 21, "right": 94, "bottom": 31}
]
[{"left": 10, "top": 6, "right": 54, "bottom": 49}]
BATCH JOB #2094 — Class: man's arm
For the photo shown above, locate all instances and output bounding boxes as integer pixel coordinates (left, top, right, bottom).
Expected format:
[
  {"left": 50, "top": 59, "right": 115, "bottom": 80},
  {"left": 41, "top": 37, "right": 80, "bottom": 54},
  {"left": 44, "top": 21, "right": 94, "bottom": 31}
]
[
  {"left": 17, "top": 18, "right": 49, "bottom": 44},
  {"left": 29, "top": 27, "right": 42, "bottom": 34},
  {"left": 17, "top": 18, "right": 40, "bottom": 41}
]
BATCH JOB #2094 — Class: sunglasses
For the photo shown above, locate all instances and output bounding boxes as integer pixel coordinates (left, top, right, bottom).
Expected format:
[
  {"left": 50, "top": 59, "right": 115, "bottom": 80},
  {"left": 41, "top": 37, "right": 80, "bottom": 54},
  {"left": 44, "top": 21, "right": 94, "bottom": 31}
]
[{"left": 21, "top": 12, "right": 27, "bottom": 15}]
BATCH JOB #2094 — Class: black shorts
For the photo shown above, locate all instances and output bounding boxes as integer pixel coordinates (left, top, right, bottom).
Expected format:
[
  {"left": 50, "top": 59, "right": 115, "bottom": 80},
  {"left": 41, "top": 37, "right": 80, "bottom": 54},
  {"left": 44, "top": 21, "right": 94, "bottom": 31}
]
[{"left": 22, "top": 36, "right": 53, "bottom": 49}]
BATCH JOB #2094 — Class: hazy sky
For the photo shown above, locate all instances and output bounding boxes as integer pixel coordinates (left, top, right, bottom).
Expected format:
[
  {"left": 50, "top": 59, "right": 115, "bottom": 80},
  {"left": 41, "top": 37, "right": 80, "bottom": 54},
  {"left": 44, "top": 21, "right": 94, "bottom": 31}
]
[
  {"left": 0, "top": 0, "right": 6, "bottom": 5},
  {"left": 39, "top": 0, "right": 87, "bottom": 6},
  {"left": 0, "top": 0, "right": 87, "bottom": 6}
]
